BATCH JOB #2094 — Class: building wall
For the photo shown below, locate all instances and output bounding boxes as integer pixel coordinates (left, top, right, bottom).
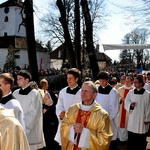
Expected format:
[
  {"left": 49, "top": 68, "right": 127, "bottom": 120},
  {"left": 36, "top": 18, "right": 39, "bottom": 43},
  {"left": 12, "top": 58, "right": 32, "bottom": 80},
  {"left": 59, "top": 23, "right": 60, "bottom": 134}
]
[
  {"left": 16, "top": 49, "right": 28, "bottom": 69},
  {"left": 0, "top": 49, "right": 7, "bottom": 70},
  {"left": 98, "top": 61, "right": 106, "bottom": 68},
  {"left": 36, "top": 51, "right": 51, "bottom": 70},
  {"left": 15, "top": 7, "right": 26, "bottom": 37},
  {"left": 17, "top": 50, "right": 50, "bottom": 70},
  {"left": 51, "top": 59, "right": 63, "bottom": 69},
  {"left": 0, "top": 3, "right": 50, "bottom": 71},
  {"left": 0, "top": 48, "right": 50, "bottom": 70},
  {"left": 0, "top": 6, "right": 26, "bottom": 37}
]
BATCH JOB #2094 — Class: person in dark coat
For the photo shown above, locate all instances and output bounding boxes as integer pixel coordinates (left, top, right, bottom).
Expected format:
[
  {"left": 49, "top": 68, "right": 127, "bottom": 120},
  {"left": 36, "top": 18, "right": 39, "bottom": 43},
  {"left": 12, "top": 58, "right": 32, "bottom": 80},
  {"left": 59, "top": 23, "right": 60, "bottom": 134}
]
[{"left": 40, "top": 79, "right": 60, "bottom": 150}]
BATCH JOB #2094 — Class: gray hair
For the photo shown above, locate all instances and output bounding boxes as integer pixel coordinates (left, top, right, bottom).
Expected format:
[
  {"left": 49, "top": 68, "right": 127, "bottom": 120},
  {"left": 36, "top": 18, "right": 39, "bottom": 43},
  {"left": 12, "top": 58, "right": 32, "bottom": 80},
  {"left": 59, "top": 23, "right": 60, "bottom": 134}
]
[
  {"left": 29, "top": 81, "right": 38, "bottom": 89},
  {"left": 82, "top": 81, "right": 98, "bottom": 93}
]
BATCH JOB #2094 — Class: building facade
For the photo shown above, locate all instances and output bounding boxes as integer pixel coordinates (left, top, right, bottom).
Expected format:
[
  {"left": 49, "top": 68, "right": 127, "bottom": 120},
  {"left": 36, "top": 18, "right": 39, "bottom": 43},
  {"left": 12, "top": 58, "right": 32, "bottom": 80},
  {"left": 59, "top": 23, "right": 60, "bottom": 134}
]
[
  {"left": 50, "top": 44, "right": 112, "bottom": 70},
  {"left": 0, "top": 0, "right": 50, "bottom": 71}
]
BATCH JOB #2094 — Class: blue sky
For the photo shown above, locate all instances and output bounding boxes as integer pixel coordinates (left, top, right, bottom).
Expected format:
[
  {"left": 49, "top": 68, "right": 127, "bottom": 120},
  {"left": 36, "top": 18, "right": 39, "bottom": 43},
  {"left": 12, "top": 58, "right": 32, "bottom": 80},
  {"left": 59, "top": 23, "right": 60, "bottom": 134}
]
[{"left": 0, "top": 0, "right": 140, "bottom": 61}]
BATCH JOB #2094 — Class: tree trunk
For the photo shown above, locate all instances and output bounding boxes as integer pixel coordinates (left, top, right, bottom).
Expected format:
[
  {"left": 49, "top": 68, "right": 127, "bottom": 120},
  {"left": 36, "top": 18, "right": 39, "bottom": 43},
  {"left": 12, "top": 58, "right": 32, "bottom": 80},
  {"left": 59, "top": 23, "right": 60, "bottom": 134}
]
[
  {"left": 56, "top": 0, "right": 77, "bottom": 68},
  {"left": 75, "top": 0, "right": 81, "bottom": 71},
  {"left": 24, "top": 0, "right": 39, "bottom": 83},
  {"left": 81, "top": 0, "right": 99, "bottom": 80}
]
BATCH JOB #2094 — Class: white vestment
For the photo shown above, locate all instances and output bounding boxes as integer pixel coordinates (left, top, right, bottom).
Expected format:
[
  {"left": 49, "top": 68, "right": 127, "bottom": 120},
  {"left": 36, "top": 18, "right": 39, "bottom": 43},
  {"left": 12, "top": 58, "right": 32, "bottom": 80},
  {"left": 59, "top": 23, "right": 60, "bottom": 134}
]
[
  {"left": 143, "top": 83, "right": 149, "bottom": 90},
  {"left": 55, "top": 86, "right": 81, "bottom": 145},
  {"left": 125, "top": 89, "right": 150, "bottom": 134},
  {"left": 13, "top": 87, "right": 45, "bottom": 150},
  {"left": 1, "top": 99, "right": 26, "bottom": 131},
  {"left": 143, "top": 83, "right": 150, "bottom": 92},
  {"left": 95, "top": 86, "right": 119, "bottom": 140}
]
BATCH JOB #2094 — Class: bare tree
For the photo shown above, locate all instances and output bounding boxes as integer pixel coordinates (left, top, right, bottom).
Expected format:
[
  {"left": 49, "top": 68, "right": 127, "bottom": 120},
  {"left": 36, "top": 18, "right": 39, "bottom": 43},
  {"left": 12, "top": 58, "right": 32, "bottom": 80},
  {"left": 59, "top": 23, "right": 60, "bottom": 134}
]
[
  {"left": 24, "top": 0, "right": 39, "bottom": 83},
  {"left": 120, "top": 28, "right": 150, "bottom": 70},
  {"left": 37, "top": 0, "right": 107, "bottom": 77},
  {"left": 56, "top": 0, "right": 77, "bottom": 68},
  {"left": 38, "top": 0, "right": 106, "bottom": 46},
  {"left": 36, "top": 39, "right": 44, "bottom": 46},
  {"left": 74, "top": 0, "right": 81, "bottom": 70},
  {"left": 115, "top": 0, "right": 150, "bottom": 27},
  {"left": 143, "top": 50, "right": 150, "bottom": 70},
  {"left": 81, "top": 0, "right": 99, "bottom": 80},
  {"left": 45, "top": 40, "right": 52, "bottom": 53}
]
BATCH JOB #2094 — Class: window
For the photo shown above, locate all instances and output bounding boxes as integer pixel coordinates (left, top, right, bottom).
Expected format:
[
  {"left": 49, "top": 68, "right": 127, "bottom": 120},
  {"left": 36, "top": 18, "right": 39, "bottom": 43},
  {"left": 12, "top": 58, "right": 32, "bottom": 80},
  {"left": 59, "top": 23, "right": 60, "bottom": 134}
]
[
  {"left": 15, "top": 49, "right": 20, "bottom": 59},
  {"left": 15, "top": 55, "right": 20, "bottom": 59},
  {"left": 4, "top": 16, "right": 8, "bottom": 22},
  {"left": 4, "top": 7, "right": 9, "bottom": 14},
  {"left": 4, "top": 32, "right": 7, "bottom": 36}
]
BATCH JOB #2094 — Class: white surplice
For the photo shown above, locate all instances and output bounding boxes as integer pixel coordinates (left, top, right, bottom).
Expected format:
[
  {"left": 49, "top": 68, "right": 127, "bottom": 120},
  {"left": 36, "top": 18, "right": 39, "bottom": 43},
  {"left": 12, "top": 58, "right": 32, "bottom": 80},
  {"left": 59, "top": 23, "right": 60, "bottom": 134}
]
[
  {"left": 13, "top": 88, "right": 45, "bottom": 150},
  {"left": 95, "top": 87, "right": 119, "bottom": 140},
  {"left": 55, "top": 86, "right": 81, "bottom": 145},
  {"left": 1, "top": 99, "right": 26, "bottom": 131},
  {"left": 125, "top": 89, "right": 150, "bottom": 134}
]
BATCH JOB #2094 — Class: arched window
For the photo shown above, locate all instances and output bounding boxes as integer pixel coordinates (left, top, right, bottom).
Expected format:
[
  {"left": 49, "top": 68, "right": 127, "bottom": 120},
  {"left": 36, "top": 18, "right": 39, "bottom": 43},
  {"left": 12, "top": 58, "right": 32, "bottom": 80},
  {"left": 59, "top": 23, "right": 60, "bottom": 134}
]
[
  {"left": 4, "top": 7, "right": 9, "bottom": 14},
  {"left": 4, "top": 16, "right": 8, "bottom": 22}
]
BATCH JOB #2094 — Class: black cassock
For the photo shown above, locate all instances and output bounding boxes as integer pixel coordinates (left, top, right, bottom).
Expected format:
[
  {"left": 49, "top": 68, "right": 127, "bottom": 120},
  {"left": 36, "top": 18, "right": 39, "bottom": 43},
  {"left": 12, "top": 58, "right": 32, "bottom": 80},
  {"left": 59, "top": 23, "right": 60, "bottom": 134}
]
[{"left": 42, "top": 90, "right": 60, "bottom": 150}]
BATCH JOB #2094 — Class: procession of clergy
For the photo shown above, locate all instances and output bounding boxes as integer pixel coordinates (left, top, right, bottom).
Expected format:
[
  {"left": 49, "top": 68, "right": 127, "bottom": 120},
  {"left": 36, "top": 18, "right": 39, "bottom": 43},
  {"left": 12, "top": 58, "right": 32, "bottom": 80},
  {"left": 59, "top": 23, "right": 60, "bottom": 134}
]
[{"left": 0, "top": 68, "right": 150, "bottom": 150}]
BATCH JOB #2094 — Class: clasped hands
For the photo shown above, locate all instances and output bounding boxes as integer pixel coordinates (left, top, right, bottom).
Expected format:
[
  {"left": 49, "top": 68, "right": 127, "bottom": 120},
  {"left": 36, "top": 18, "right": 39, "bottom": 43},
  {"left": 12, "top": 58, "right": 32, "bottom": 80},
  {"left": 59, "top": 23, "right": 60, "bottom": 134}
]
[{"left": 73, "top": 123, "right": 84, "bottom": 134}]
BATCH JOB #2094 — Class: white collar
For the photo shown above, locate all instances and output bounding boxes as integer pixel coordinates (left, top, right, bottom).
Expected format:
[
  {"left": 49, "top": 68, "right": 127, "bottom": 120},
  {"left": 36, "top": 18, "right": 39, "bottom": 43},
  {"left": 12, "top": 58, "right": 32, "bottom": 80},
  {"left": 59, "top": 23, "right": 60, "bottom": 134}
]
[
  {"left": 81, "top": 101, "right": 95, "bottom": 111},
  {"left": 69, "top": 84, "right": 78, "bottom": 90}
]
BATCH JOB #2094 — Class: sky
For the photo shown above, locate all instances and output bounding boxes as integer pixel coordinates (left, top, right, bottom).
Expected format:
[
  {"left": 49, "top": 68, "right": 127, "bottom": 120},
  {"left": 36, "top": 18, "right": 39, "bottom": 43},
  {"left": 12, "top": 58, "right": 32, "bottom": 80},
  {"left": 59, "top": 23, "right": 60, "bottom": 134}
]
[
  {"left": 0, "top": 0, "right": 139, "bottom": 61},
  {"left": 99, "top": 0, "right": 137, "bottom": 61}
]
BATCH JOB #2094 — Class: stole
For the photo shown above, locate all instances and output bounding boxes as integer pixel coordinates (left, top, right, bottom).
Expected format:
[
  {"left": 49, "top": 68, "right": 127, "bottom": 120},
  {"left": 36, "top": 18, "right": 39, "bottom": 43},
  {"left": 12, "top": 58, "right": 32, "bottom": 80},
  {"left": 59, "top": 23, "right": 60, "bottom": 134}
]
[
  {"left": 73, "top": 109, "right": 91, "bottom": 150},
  {"left": 119, "top": 88, "right": 130, "bottom": 128}
]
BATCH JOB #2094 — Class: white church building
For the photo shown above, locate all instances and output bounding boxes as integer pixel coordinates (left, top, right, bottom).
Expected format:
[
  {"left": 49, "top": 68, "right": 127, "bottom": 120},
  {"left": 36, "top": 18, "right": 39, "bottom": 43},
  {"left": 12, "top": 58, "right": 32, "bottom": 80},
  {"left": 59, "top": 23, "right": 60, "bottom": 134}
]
[{"left": 0, "top": 0, "right": 50, "bottom": 71}]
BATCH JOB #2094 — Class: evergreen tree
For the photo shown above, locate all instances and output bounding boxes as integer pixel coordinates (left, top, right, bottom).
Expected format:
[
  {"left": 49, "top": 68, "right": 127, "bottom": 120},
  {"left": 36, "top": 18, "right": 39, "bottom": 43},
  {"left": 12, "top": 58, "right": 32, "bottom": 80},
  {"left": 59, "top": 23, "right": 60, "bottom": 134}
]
[{"left": 4, "top": 45, "right": 16, "bottom": 72}]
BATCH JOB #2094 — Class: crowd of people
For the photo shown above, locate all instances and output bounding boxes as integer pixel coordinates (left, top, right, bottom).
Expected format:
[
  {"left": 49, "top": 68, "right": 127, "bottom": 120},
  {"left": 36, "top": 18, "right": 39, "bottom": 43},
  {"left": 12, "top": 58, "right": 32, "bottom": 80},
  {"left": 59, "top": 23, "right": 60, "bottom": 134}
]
[{"left": 1, "top": 68, "right": 150, "bottom": 150}]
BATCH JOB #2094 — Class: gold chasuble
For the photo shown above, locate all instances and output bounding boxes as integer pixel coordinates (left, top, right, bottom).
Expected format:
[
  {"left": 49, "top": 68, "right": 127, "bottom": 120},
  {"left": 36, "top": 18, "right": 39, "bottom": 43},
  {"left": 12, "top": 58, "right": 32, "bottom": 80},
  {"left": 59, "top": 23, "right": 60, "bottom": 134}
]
[
  {"left": 74, "top": 110, "right": 91, "bottom": 150},
  {"left": 61, "top": 102, "right": 113, "bottom": 150},
  {"left": 0, "top": 107, "right": 30, "bottom": 150}
]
